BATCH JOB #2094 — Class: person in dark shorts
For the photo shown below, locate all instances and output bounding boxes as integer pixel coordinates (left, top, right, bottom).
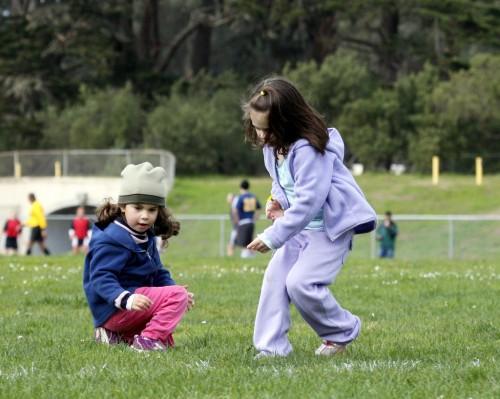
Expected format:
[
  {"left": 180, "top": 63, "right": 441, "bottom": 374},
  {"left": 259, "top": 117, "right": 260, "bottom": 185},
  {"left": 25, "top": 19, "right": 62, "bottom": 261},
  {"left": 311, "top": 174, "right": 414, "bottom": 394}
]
[
  {"left": 234, "top": 180, "right": 261, "bottom": 258},
  {"left": 25, "top": 193, "right": 50, "bottom": 255},
  {"left": 3, "top": 211, "right": 22, "bottom": 255}
]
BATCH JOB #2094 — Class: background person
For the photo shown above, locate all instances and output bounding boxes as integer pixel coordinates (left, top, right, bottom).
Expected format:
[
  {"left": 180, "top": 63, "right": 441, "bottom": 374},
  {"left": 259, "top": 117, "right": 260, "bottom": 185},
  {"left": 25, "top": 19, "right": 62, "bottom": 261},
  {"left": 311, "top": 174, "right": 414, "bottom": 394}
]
[
  {"left": 68, "top": 206, "right": 91, "bottom": 255},
  {"left": 2, "top": 210, "right": 22, "bottom": 255},
  {"left": 376, "top": 211, "right": 398, "bottom": 258},
  {"left": 226, "top": 192, "right": 239, "bottom": 256},
  {"left": 25, "top": 193, "right": 50, "bottom": 255},
  {"left": 233, "top": 180, "right": 261, "bottom": 258}
]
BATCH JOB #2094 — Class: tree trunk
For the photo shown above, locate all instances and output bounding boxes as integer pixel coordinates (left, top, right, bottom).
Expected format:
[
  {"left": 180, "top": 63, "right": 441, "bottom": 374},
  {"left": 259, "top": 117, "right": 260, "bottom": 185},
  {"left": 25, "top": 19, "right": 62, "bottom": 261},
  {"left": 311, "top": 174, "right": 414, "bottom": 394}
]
[
  {"left": 308, "top": 12, "right": 337, "bottom": 63},
  {"left": 184, "top": 21, "right": 211, "bottom": 79},
  {"left": 378, "top": 2, "right": 400, "bottom": 84},
  {"left": 184, "top": 0, "right": 213, "bottom": 79},
  {"left": 136, "top": 0, "right": 160, "bottom": 62},
  {"left": 10, "top": 0, "right": 35, "bottom": 16}
]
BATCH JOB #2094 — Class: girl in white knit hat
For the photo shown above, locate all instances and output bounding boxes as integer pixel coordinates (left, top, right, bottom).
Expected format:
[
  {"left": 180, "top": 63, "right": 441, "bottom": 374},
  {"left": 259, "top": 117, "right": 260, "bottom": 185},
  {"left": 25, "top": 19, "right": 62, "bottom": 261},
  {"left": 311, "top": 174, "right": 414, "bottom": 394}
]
[{"left": 83, "top": 162, "right": 194, "bottom": 351}]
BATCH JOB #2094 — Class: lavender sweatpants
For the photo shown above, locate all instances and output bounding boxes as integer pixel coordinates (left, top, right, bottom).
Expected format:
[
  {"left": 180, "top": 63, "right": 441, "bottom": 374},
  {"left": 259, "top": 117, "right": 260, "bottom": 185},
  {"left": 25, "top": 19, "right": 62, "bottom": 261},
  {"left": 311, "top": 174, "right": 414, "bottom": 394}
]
[{"left": 253, "top": 229, "right": 360, "bottom": 356}]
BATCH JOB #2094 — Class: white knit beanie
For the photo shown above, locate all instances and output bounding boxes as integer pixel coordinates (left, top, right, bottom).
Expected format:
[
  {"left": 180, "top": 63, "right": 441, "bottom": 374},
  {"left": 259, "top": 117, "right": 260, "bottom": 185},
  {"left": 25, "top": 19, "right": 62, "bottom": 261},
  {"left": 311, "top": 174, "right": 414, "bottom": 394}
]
[{"left": 118, "top": 162, "right": 167, "bottom": 207}]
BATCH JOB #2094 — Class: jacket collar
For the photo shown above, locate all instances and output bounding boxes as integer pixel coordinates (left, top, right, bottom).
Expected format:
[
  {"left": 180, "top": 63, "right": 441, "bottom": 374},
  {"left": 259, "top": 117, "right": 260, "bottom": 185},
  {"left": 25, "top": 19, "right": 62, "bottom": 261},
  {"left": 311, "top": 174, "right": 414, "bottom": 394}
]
[{"left": 101, "top": 221, "right": 154, "bottom": 253}]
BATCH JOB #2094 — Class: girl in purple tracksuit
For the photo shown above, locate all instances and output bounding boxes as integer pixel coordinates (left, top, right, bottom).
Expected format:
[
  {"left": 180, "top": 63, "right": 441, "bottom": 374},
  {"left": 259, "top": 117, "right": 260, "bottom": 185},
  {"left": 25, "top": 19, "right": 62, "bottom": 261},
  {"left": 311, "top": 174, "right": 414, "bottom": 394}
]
[{"left": 243, "top": 77, "right": 377, "bottom": 358}]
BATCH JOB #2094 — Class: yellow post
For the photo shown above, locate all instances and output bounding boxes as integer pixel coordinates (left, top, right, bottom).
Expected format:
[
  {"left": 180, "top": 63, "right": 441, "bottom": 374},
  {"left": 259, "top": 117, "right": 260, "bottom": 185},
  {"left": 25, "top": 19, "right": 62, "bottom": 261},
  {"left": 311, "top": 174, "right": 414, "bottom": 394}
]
[
  {"left": 54, "top": 160, "right": 62, "bottom": 177},
  {"left": 14, "top": 162, "right": 22, "bottom": 178},
  {"left": 475, "top": 157, "right": 483, "bottom": 186},
  {"left": 432, "top": 156, "right": 439, "bottom": 185}
]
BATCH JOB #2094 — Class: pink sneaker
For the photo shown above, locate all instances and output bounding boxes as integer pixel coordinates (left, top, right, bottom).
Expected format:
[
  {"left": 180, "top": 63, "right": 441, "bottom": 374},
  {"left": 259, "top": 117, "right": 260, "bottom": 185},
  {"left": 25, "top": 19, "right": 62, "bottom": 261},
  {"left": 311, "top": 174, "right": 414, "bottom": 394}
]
[{"left": 131, "top": 335, "right": 167, "bottom": 352}]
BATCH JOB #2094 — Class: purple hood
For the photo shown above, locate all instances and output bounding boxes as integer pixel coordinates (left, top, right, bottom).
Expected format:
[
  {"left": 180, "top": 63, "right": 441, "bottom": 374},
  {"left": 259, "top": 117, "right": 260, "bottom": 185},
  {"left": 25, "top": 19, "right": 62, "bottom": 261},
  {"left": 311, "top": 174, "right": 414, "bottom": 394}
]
[{"left": 262, "top": 127, "right": 377, "bottom": 249}]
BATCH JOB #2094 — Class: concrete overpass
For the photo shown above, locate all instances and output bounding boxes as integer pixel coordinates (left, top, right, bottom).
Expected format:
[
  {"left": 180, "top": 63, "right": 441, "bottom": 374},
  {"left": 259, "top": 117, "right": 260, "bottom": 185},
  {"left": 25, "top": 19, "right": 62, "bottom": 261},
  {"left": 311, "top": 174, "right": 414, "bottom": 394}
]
[{"left": 0, "top": 150, "right": 175, "bottom": 255}]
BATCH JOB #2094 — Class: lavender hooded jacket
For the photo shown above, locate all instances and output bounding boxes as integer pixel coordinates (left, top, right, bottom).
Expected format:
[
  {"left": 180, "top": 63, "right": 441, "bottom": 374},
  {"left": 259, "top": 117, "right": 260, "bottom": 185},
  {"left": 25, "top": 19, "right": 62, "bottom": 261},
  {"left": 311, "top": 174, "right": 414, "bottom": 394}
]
[{"left": 262, "top": 128, "right": 377, "bottom": 249}]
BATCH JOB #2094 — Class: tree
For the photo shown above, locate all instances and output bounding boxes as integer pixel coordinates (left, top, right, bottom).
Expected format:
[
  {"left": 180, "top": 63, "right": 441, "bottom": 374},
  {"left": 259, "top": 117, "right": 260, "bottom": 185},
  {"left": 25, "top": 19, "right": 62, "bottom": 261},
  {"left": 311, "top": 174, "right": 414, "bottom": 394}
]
[
  {"left": 41, "top": 83, "right": 145, "bottom": 149},
  {"left": 413, "top": 53, "right": 500, "bottom": 172},
  {"left": 145, "top": 72, "right": 262, "bottom": 174}
]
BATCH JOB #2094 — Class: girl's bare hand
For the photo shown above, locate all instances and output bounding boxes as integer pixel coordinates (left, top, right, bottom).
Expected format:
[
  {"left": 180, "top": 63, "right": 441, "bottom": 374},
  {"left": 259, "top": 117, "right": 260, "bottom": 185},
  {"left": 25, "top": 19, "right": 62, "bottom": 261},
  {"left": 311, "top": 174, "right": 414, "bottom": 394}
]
[
  {"left": 131, "top": 294, "right": 153, "bottom": 311},
  {"left": 247, "top": 237, "right": 270, "bottom": 253},
  {"left": 266, "top": 200, "right": 284, "bottom": 220}
]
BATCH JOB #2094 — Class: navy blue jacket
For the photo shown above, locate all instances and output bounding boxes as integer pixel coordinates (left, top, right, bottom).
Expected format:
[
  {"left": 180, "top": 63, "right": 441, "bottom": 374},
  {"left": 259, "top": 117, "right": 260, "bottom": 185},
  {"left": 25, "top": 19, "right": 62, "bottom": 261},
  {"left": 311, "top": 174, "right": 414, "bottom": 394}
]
[{"left": 83, "top": 222, "right": 175, "bottom": 327}]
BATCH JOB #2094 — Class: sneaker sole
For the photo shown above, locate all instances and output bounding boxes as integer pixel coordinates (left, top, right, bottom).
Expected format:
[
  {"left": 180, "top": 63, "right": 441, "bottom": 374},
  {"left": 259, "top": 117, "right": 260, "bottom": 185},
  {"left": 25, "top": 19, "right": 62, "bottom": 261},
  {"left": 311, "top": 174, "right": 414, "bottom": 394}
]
[{"left": 315, "top": 346, "right": 346, "bottom": 356}]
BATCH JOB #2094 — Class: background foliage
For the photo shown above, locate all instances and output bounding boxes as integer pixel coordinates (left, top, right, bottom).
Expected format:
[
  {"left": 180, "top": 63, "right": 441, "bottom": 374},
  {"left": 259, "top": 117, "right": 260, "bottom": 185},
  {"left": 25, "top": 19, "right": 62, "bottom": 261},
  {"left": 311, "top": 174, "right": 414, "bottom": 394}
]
[{"left": 1, "top": 0, "right": 499, "bottom": 173}]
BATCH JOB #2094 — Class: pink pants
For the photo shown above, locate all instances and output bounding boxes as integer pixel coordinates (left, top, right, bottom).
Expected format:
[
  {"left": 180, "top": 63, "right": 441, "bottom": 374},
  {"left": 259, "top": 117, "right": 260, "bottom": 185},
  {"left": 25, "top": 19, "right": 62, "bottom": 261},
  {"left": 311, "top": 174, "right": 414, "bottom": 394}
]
[{"left": 103, "top": 285, "right": 188, "bottom": 346}]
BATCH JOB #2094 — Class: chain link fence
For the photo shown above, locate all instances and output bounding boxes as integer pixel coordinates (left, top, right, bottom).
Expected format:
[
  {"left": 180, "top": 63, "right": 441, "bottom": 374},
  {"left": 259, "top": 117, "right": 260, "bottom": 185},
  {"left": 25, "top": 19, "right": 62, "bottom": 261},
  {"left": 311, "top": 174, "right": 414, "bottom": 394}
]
[
  {"left": 166, "top": 214, "right": 500, "bottom": 260},
  {"left": 36, "top": 213, "right": 500, "bottom": 259},
  {"left": 7, "top": 214, "right": 500, "bottom": 261}
]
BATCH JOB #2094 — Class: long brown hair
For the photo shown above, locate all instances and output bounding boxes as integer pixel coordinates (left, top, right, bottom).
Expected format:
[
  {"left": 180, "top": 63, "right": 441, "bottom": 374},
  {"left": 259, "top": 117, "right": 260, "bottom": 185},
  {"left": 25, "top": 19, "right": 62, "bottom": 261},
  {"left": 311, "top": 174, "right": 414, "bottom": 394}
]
[
  {"left": 96, "top": 199, "right": 180, "bottom": 241},
  {"left": 242, "top": 77, "right": 328, "bottom": 158}
]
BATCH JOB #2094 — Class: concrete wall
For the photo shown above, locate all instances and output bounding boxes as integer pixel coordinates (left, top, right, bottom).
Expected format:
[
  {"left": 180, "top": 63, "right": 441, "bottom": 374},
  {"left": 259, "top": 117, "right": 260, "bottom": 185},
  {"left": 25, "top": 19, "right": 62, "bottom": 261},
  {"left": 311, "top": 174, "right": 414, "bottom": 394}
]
[{"left": 0, "top": 177, "right": 122, "bottom": 254}]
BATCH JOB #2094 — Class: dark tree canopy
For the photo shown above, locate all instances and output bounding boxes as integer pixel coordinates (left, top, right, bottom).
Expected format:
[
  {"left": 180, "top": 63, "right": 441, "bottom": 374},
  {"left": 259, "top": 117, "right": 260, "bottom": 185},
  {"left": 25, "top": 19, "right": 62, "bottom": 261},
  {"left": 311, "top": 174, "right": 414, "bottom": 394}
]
[{"left": 1, "top": 0, "right": 499, "bottom": 173}]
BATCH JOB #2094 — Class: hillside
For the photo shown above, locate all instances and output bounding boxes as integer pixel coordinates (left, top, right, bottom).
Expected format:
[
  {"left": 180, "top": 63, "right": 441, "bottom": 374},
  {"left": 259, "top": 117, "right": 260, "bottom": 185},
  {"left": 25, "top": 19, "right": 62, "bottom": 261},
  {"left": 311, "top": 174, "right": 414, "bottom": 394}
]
[{"left": 168, "top": 174, "right": 500, "bottom": 215}]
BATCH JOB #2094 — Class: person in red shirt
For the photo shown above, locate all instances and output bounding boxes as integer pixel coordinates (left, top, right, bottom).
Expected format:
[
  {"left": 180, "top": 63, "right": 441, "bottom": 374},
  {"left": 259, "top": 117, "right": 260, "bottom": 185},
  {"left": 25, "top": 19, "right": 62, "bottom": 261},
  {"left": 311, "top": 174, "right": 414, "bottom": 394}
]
[
  {"left": 68, "top": 206, "right": 91, "bottom": 255},
  {"left": 3, "top": 211, "right": 22, "bottom": 255}
]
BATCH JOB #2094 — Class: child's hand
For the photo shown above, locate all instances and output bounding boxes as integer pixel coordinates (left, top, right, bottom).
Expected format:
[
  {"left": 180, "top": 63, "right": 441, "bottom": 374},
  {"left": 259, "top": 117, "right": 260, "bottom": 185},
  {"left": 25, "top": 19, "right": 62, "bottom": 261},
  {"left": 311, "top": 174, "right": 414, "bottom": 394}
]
[
  {"left": 183, "top": 285, "right": 195, "bottom": 310},
  {"left": 187, "top": 292, "right": 195, "bottom": 310},
  {"left": 131, "top": 294, "right": 152, "bottom": 311},
  {"left": 247, "top": 237, "right": 270, "bottom": 253},
  {"left": 266, "top": 200, "right": 284, "bottom": 220}
]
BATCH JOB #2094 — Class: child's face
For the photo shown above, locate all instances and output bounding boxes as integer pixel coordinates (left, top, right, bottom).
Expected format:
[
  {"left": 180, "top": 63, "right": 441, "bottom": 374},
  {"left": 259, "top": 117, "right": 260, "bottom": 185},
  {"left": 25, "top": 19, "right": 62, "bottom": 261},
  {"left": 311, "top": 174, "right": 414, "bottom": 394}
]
[
  {"left": 122, "top": 203, "right": 159, "bottom": 233},
  {"left": 250, "top": 109, "right": 270, "bottom": 143}
]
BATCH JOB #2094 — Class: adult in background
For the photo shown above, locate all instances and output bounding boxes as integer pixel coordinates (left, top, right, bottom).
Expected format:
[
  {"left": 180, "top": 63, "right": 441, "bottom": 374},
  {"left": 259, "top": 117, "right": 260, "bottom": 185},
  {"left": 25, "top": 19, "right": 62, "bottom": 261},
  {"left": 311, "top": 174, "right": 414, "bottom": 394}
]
[
  {"left": 25, "top": 193, "right": 50, "bottom": 255},
  {"left": 226, "top": 192, "right": 239, "bottom": 256},
  {"left": 376, "top": 211, "right": 398, "bottom": 258},
  {"left": 69, "top": 206, "right": 91, "bottom": 255},
  {"left": 234, "top": 180, "right": 261, "bottom": 258}
]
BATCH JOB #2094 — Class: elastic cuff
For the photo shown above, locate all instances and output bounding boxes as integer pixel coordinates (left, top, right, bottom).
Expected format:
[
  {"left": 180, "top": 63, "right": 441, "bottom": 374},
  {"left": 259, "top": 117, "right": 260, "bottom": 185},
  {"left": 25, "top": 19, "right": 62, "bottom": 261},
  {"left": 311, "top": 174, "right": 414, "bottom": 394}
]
[
  {"left": 126, "top": 294, "right": 136, "bottom": 311},
  {"left": 258, "top": 233, "right": 275, "bottom": 251},
  {"left": 114, "top": 290, "right": 130, "bottom": 309},
  {"left": 120, "top": 293, "right": 131, "bottom": 310}
]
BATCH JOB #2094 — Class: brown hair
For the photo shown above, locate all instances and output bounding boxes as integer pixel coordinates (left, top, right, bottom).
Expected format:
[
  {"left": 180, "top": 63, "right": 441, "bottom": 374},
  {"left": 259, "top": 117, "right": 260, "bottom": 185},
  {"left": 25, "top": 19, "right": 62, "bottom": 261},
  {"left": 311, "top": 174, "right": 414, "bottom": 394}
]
[
  {"left": 96, "top": 199, "right": 180, "bottom": 243},
  {"left": 242, "top": 77, "right": 328, "bottom": 158}
]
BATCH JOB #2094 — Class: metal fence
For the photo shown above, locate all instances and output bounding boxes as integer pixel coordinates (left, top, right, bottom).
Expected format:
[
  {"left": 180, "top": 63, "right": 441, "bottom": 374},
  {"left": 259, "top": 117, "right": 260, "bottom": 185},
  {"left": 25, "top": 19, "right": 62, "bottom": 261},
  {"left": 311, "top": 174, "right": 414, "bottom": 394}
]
[
  {"left": 168, "top": 214, "right": 500, "bottom": 260},
  {"left": 40, "top": 213, "right": 500, "bottom": 259},
  {"left": 0, "top": 149, "right": 176, "bottom": 189}
]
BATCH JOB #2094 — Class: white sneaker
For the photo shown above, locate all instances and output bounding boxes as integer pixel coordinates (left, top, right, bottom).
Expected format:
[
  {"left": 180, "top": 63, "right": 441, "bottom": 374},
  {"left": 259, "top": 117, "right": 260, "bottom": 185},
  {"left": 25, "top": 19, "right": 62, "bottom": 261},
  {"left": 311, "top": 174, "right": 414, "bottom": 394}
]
[
  {"left": 241, "top": 249, "right": 256, "bottom": 259},
  {"left": 315, "top": 341, "right": 346, "bottom": 356},
  {"left": 254, "top": 350, "right": 287, "bottom": 360}
]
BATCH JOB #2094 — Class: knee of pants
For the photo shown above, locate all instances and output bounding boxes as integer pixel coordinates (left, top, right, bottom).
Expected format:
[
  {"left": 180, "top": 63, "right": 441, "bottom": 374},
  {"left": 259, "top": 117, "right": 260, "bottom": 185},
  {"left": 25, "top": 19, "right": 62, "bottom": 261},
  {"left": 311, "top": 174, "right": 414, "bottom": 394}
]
[
  {"left": 173, "top": 285, "right": 189, "bottom": 304},
  {"left": 160, "top": 285, "right": 189, "bottom": 308},
  {"left": 285, "top": 274, "right": 308, "bottom": 302}
]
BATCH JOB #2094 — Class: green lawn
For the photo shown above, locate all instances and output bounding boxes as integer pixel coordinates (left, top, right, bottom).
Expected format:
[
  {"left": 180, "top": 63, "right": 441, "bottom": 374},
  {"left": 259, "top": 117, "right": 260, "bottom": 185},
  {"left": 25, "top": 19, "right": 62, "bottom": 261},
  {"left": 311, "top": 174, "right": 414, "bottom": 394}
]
[
  {"left": 0, "top": 255, "right": 498, "bottom": 398},
  {"left": 168, "top": 173, "right": 500, "bottom": 215}
]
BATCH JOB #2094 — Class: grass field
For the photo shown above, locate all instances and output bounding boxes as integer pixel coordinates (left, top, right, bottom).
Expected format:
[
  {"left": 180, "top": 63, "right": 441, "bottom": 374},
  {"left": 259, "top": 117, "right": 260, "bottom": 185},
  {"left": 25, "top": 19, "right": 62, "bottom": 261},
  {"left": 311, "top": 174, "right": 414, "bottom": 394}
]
[
  {"left": 0, "top": 254, "right": 498, "bottom": 398},
  {"left": 168, "top": 174, "right": 500, "bottom": 215},
  {"left": 1, "top": 174, "right": 498, "bottom": 397}
]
